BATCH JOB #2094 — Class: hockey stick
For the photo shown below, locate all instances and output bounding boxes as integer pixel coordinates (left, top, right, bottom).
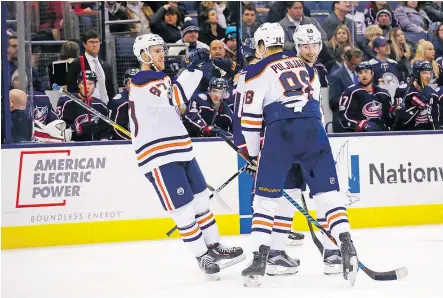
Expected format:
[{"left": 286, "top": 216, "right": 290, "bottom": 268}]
[
  {"left": 52, "top": 83, "right": 131, "bottom": 137},
  {"left": 216, "top": 132, "right": 408, "bottom": 281},
  {"left": 300, "top": 193, "right": 324, "bottom": 254},
  {"left": 166, "top": 164, "right": 248, "bottom": 237}
]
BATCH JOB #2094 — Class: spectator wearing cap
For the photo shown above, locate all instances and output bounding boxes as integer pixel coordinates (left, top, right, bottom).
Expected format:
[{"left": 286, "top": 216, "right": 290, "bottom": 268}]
[
  {"left": 376, "top": 9, "right": 395, "bottom": 38},
  {"left": 279, "top": 1, "right": 328, "bottom": 51},
  {"left": 168, "top": 18, "right": 210, "bottom": 56},
  {"left": 242, "top": 4, "right": 261, "bottom": 41},
  {"left": 364, "top": 1, "right": 399, "bottom": 28},
  {"left": 369, "top": 36, "right": 405, "bottom": 86},
  {"left": 420, "top": 1, "right": 443, "bottom": 23},
  {"left": 150, "top": 3, "right": 182, "bottom": 43},
  {"left": 199, "top": 8, "right": 225, "bottom": 45},
  {"left": 357, "top": 24, "right": 383, "bottom": 60},
  {"left": 394, "top": 1, "right": 433, "bottom": 33},
  {"left": 222, "top": 26, "right": 237, "bottom": 60},
  {"left": 322, "top": 1, "right": 357, "bottom": 42}
]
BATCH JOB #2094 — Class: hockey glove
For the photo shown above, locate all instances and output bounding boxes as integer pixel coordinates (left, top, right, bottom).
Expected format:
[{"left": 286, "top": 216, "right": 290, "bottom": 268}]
[
  {"left": 213, "top": 58, "right": 238, "bottom": 80},
  {"left": 411, "top": 95, "right": 429, "bottom": 110},
  {"left": 356, "top": 120, "right": 388, "bottom": 132},
  {"left": 246, "top": 156, "right": 257, "bottom": 176},
  {"left": 200, "top": 126, "right": 231, "bottom": 137},
  {"left": 185, "top": 48, "right": 211, "bottom": 71}
]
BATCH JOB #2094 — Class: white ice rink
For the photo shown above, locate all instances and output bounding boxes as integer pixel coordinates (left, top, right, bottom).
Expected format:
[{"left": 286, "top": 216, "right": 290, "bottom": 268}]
[{"left": 2, "top": 225, "right": 443, "bottom": 298}]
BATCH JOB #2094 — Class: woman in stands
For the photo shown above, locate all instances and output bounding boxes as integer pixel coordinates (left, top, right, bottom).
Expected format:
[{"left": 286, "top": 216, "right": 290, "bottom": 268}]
[
  {"left": 357, "top": 24, "right": 383, "bottom": 61},
  {"left": 364, "top": 1, "right": 399, "bottom": 28},
  {"left": 394, "top": 1, "right": 432, "bottom": 33},
  {"left": 150, "top": 3, "right": 183, "bottom": 43},
  {"left": 199, "top": 1, "right": 231, "bottom": 29},
  {"left": 328, "top": 25, "right": 352, "bottom": 56},
  {"left": 198, "top": 8, "right": 224, "bottom": 45},
  {"left": 389, "top": 28, "right": 416, "bottom": 80},
  {"left": 412, "top": 40, "right": 442, "bottom": 87},
  {"left": 48, "top": 40, "right": 80, "bottom": 88},
  {"left": 432, "top": 23, "right": 443, "bottom": 59}
]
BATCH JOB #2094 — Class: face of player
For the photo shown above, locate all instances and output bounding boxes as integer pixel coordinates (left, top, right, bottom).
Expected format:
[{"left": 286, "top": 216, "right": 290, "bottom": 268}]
[
  {"left": 395, "top": 29, "right": 405, "bottom": 44},
  {"left": 423, "top": 43, "right": 435, "bottom": 60},
  {"left": 148, "top": 45, "right": 166, "bottom": 71},
  {"left": 78, "top": 80, "right": 95, "bottom": 97},
  {"left": 125, "top": 81, "right": 132, "bottom": 93},
  {"left": 298, "top": 43, "right": 321, "bottom": 64},
  {"left": 357, "top": 69, "right": 373, "bottom": 86},
  {"left": 209, "top": 88, "right": 225, "bottom": 105},
  {"left": 336, "top": 28, "right": 349, "bottom": 44},
  {"left": 419, "top": 71, "right": 431, "bottom": 86}
]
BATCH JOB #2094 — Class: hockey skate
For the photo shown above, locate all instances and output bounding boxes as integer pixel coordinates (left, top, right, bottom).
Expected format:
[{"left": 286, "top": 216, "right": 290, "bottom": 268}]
[
  {"left": 339, "top": 232, "right": 358, "bottom": 286},
  {"left": 208, "top": 243, "right": 245, "bottom": 269},
  {"left": 197, "top": 252, "right": 220, "bottom": 280},
  {"left": 287, "top": 230, "right": 305, "bottom": 246},
  {"left": 266, "top": 250, "right": 300, "bottom": 276},
  {"left": 242, "top": 245, "right": 270, "bottom": 287},
  {"left": 323, "top": 249, "right": 342, "bottom": 275}
]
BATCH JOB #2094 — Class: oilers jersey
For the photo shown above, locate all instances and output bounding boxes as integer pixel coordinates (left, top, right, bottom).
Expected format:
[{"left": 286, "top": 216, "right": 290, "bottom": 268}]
[
  {"left": 240, "top": 51, "right": 322, "bottom": 156},
  {"left": 184, "top": 92, "right": 234, "bottom": 137},
  {"left": 129, "top": 69, "right": 203, "bottom": 173},
  {"left": 108, "top": 89, "right": 130, "bottom": 140}
]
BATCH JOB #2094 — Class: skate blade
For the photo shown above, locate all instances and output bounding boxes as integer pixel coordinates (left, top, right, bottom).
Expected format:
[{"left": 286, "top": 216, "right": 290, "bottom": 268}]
[
  {"left": 345, "top": 256, "right": 358, "bottom": 286},
  {"left": 266, "top": 264, "right": 299, "bottom": 276},
  {"left": 205, "top": 272, "right": 220, "bottom": 281},
  {"left": 243, "top": 275, "right": 262, "bottom": 287},
  {"left": 324, "top": 263, "right": 343, "bottom": 275},
  {"left": 218, "top": 253, "right": 246, "bottom": 270},
  {"left": 287, "top": 239, "right": 303, "bottom": 246}
]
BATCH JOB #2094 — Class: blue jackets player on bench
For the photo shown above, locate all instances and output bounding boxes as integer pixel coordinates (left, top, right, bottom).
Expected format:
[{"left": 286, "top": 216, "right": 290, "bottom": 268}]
[
  {"left": 129, "top": 34, "right": 244, "bottom": 279},
  {"left": 239, "top": 23, "right": 359, "bottom": 287}
]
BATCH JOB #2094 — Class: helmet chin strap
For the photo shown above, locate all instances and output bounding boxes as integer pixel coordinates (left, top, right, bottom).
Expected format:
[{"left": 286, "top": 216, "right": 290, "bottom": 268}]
[{"left": 142, "top": 49, "right": 159, "bottom": 71}]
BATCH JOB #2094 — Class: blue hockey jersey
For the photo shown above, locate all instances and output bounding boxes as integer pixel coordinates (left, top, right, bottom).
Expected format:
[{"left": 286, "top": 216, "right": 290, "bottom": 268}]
[{"left": 108, "top": 89, "right": 130, "bottom": 140}]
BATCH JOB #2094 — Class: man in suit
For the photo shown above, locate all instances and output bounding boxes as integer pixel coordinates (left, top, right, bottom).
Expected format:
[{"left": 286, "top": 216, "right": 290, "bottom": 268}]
[
  {"left": 67, "top": 30, "right": 115, "bottom": 105},
  {"left": 329, "top": 48, "right": 363, "bottom": 133}
]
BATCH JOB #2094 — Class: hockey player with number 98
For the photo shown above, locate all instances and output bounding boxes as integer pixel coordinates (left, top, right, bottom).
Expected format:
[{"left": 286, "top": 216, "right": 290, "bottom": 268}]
[
  {"left": 239, "top": 23, "right": 359, "bottom": 287},
  {"left": 129, "top": 34, "right": 244, "bottom": 279}
]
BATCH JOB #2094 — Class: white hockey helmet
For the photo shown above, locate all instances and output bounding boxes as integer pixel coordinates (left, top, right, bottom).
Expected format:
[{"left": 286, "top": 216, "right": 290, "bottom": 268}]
[
  {"left": 254, "top": 22, "right": 284, "bottom": 57},
  {"left": 133, "top": 33, "right": 166, "bottom": 66},
  {"left": 293, "top": 24, "right": 323, "bottom": 54}
]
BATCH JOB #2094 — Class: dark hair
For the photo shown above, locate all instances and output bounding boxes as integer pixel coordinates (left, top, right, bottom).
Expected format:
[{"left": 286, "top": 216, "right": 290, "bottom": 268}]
[
  {"left": 243, "top": 4, "right": 256, "bottom": 13},
  {"left": 436, "top": 23, "right": 443, "bottom": 41},
  {"left": 200, "top": 8, "right": 216, "bottom": 23},
  {"left": 60, "top": 41, "right": 80, "bottom": 60},
  {"left": 332, "top": 1, "right": 339, "bottom": 11},
  {"left": 335, "top": 44, "right": 351, "bottom": 61},
  {"left": 82, "top": 30, "right": 100, "bottom": 44},
  {"left": 344, "top": 47, "right": 363, "bottom": 61},
  {"left": 8, "top": 35, "right": 17, "bottom": 42},
  {"left": 288, "top": 1, "right": 304, "bottom": 9}
]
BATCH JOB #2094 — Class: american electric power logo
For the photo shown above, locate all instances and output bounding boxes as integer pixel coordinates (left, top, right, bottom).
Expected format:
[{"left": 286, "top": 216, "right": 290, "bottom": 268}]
[{"left": 15, "top": 150, "right": 106, "bottom": 208}]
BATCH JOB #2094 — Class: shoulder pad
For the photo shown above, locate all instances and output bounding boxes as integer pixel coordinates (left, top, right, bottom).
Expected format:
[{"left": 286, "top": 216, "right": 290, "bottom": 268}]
[
  {"left": 113, "top": 93, "right": 122, "bottom": 100},
  {"left": 198, "top": 93, "right": 208, "bottom": 101},
  {"left": 131, "top": 71, "right": 167, "bottom": 87},
  {"left": 368, "top": 59, "right": 378, "bottom": 65}
]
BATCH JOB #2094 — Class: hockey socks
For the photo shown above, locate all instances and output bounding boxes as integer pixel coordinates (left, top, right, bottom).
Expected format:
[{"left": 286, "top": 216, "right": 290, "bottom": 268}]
[
  {"left": 270, "top": 190, "right": 298, "bottom": 251},
  {"left": 193, "top": 189, "right": 220, "bottom": 245},
  {"left": 250, "top": 195, "right": 279, "bottom": 251}
]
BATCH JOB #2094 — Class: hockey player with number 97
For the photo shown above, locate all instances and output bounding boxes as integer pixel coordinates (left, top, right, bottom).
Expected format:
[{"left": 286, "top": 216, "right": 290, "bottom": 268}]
[
  {"left": 239, "top": 23, "right": 359, "bottom": 287},
  {"left": 129, "top": 34, "right": 244, "bottom": 279}
]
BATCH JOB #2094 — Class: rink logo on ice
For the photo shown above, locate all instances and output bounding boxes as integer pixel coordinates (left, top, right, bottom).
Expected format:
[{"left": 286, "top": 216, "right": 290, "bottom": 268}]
[
  {"left": 335, "top": 141, "right": 361, "bottom": 206},
  {"left": 15, "top": 150, "right": 106, "bottom": 208},
  {"left": 369, "top": 162, "right": 443, "bottom": 184}
]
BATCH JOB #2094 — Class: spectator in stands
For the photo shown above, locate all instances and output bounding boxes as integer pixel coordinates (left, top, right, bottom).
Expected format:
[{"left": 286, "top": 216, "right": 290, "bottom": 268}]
[
  {"left": 279, "top": 1, "right": 328, "bottom": 51},
  {"left": 267, "top": 1, "right": 311, "bottom": 23},
  {"left": 376, "top": 9, "right": 395, "bottom": 38},
  {"left": 67, "top": 30, "right": 115, "bottom": 105},
  {"left": 48, "top": 41, "right": 80, "bottom": 88},
  {"left": 9, "top": 89, "right": 33, "bottom": 143},
  {"left": 242, "top": 4, "right": 261, "bottom": 41},
  {"left": 253, "top": 1, "right": 272, "bottom": 23},
  {"left": 389, "top": 28, "right": 415, "bottom": 79},
  {"left": 222, "top": 26, "right": 237, "bottom": 60},
  {"left": 330, "top": 44, "right": 353, "bottom": 75},
  {"left": 37, "top": 1, "right": 63, "bottom": 35},
  {"left": 328, "top": 25, "right": 352, "bottom": 56},
  {"left": 168, "top": 18, "right": 210, "bottom": 56},
  {"left": 210, "top": 40, "right": 226, "bottom": 58},
  {"left": 126, "top": 1, "right": 154, "bottom": 33},
  {"left": 150, "top": 4, "right": 182, "bottom": 43},
  {"left": 323, "top": 1, "right": 357, "bottom": 42},
  {"left": 168, "top": 1, "right": 188, "bottom": 20},
  {"left": 433, "top": 23, "right": 443, "bottom": 58},
  {"left": 412, "top": 40, "right": 442, "bottom": 86},
  {"left": 199, "top": 1, "right": 231, "bottom": 29},
  {"left": 346, "top": 1, "right": 366, "bottom": 35},
  {"left": 7, "top": 36, "right": 18, "bottom": 79},
  {"left": 199, "top": 8, "right": 225, "bottom": 45},
  {"left": 357, "top": 24, "right": 383, "bottom": 60},
  {"left": 329, "top": 48, "right": 363, "bottom": 132},
  {"left": 105, "top": 2, "right": 131, "bottom": 33},
  {"left": 364, "top": 1, "right": 399, "bottom": 28},
  {"left": 369, "top": 36, "right": 405, "bottom": 86},
  {"left": 420, "top": 1, "right": 443, "bottom": 23},
  {"left": 394, "top": 1, "right": 433, "bottom": 33}
]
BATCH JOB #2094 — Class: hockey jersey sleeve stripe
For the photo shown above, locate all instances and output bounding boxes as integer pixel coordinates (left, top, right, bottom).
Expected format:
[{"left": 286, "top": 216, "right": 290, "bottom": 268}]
[{"left": 136, "top": 134, "right": 190, "bottom": 154}]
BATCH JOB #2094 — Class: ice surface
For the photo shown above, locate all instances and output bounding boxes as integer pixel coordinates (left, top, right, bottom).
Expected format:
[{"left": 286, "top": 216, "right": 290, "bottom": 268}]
[{"left": 2, "top": 225, "right": 443, "bottom": 298}]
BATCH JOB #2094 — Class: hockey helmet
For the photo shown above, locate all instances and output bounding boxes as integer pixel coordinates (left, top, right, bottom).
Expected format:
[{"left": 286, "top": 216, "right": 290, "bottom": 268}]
[
  {"left": 356, "top": 61, "right": 373, "bottom": 73},
  {"left": 208, "top": 77, "right": 228, "bottom": 92},
  {"left": 293, "top": 24, "right": 323, "bottom": 54},
  {"left": 412, "top": 60, "right": 433, "bottom": 81},
  {"left": 77, "top": 70, "right": 97, "bottom": 84},
  {"left": 242, "top": 38, "right": 256, "bottom": 61},
  {"left": 133, "top": 33, "right": 167, "bottom": 65},
  {"left": 254, "top": 23, "right": 284, "bottom": 54},
  {"left": 123, "top": 68, "right": 141, "bottom": 86}
]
